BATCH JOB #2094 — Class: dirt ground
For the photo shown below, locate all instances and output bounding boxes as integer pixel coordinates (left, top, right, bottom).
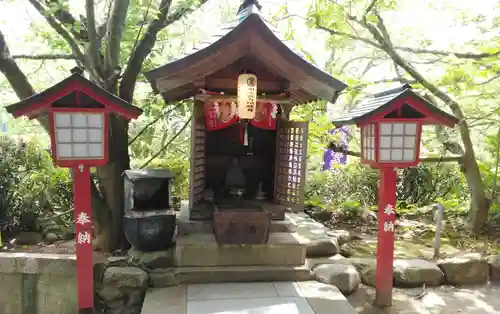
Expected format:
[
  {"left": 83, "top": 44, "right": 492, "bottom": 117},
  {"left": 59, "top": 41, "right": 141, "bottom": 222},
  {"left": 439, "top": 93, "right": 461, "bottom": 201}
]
[{"left": 347, "top": 284, "right": 500, "bottom": 314}]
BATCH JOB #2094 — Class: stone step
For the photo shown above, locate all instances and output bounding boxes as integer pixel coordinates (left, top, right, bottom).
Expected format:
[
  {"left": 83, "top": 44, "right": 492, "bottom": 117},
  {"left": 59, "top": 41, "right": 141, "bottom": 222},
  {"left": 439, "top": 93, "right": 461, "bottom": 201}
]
[
  {"left": 177, "top": 214, "right": 297, "bottom": 235},
  {"left": 176, "top": 232, "right": 308, "bottom": 267},
  {"left": 177, "top": 265, "right": 313, "bottom": 284}
]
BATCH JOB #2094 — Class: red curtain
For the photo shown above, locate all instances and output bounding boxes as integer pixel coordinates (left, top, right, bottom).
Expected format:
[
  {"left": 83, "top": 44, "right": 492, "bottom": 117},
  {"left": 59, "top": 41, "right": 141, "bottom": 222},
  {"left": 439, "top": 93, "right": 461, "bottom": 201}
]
[{"left": 204, "top": 101, "right": 277, "bottom": 131}]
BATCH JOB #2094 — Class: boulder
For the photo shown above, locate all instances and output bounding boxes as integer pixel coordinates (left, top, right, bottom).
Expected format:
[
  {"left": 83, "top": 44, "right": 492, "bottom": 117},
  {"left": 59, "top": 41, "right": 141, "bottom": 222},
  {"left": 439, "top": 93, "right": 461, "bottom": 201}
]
[
  {"left": 339, "top": 243, "right": 355, "bottom": 257},
  {"left": 106, "top": 256, "right": 129, "bottom": 267},
  {"left": 44, "top": 232, "right": 59, "bottom": 244},
  {"left": 102, "top": 267, "right": 149, "bottom": 289},
  {"left": 487, "top": 254, "right": 500, "bottom": 283},
  {"left": 149, "top": 268, "right": 177, "bottom": 288},
  {"left": 306, "top": 237, "right": 340, "bottom": 257},
  {"left": 393, "top": 259, "right": 443, "bottom": 287},
  {"left": 360, "top": 267, "right": 377, "bottom": 287},
  {"left": 97, "top": 285, "right": 124, "bottom": 302},
  {"left": 12, "top": 232, "right": 42, "bottom": 245},
  {"left": 437, "top": 253, "right": 489, "bottom": 285},
  {"left": 348, "top": 258, "right": 376, "bottom": 273},
  {"left": 327, "top": 230, "right": 360, "bottom": 246},
  {"left": 127, "top": 247, "right": 175, "bottom": 269},
  {"left": 306, "top": 254, "right": 350, "bottom": 270},
  {"left": 313, "top": 263, "right": 361, "bottom": 294}
]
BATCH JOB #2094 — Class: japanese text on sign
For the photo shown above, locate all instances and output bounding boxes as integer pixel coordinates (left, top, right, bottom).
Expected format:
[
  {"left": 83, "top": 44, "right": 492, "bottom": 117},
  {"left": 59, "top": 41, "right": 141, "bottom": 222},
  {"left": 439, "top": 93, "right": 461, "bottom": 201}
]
[
  {"left": 76, "top": 212, "right": 91, "bottom": 225},
  {"left": 383, "top": 204, "right": 395, "bottom": 216},
  {"left": 383, "top": 221, "right": 395, "bottom": 233},
  {"left": 77, "top": 231, "right": 91, "bottom": 244}
]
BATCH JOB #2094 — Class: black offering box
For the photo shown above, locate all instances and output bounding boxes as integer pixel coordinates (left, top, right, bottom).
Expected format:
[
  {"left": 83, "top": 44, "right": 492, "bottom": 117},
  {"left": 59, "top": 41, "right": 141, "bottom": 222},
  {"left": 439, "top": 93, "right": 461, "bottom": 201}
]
[{"left": 123, "top": 169, "right": 177, "bottom": 251}]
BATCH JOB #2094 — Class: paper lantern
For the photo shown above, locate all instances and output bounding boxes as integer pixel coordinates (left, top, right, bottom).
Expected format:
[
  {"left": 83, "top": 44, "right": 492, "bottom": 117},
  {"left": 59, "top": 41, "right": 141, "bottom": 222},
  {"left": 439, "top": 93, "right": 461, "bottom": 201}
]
[{"left": 237, "top": 73, "right": 257, "bottom": 119}]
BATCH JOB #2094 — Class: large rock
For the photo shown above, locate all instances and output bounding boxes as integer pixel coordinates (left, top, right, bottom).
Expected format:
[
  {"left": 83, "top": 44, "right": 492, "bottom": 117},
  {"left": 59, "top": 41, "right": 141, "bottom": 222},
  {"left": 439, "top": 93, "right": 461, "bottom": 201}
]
[
  {"left": 128, "top": 247, "right": 175, "bottom": 269},
  {"left": 306, "top": 254, "right": 350, "bottom": 270},
  {"left": 306, "top": 237, "right": 340, "bottom": 257},
  {"left": 360, "top": 267, "right": 376, "bottom": 287},
  {"left": 103, "top": 267, "right": 149, "bottom": 289},
  {"left": 393, "top": 259, "right": 443, "bottom": 287},
  {"left": 348, "top": 258, "right": 376, "bottom": 273},
  {"left": 313, "top": 263, "right": 361, "bottom": 294},
  {"left": 437, "top": 253, "right": 489, "bottom": 285},
  {"left": 487, "top": 254, "right": 500, "bottom": 283},
  {"left": 148, "top": 268, "right": 177, "bottom": 288}
]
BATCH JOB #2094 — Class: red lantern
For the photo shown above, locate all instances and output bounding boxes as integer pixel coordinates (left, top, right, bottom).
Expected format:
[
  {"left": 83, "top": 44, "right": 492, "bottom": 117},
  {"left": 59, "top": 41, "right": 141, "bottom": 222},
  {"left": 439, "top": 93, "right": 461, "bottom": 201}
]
[
  {"left": 6, "top": 67, "right": 142, "bottom": 314},
  {"left": 332, "top": 84, "right": 458, "bottom": 308}
]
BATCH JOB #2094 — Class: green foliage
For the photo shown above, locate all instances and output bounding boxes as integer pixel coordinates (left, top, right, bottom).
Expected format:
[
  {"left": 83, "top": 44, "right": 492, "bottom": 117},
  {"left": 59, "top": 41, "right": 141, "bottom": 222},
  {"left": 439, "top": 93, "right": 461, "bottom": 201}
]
[
  {"left": 131, "top": 155, "right": 190, "bottom": 201},
  {"left": 0, "top": 136, "right": 72, "bottom": 236},
  {"left": 306, "top": 160, "right": 468, "bottom": 212}
]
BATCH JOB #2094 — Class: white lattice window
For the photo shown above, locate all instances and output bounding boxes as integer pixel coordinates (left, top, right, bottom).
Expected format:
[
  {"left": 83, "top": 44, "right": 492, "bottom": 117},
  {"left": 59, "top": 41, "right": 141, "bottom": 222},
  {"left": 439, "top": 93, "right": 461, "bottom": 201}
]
[
  {"left": 362, "top": 124, "right": 375, "bottom": 161},
  {"left": 378, "top": 122, "right": 417, "bottom": 162},
  {"left": 53, "top": 112, "right": 105, "bottom": 160}
]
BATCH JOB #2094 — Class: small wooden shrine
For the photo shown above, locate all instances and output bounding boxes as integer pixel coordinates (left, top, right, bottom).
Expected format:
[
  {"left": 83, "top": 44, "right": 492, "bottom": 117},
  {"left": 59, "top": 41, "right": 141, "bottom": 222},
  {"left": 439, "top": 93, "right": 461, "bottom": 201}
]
[{"left": 145, "top": 0, "right": 346, "bottom": 243}]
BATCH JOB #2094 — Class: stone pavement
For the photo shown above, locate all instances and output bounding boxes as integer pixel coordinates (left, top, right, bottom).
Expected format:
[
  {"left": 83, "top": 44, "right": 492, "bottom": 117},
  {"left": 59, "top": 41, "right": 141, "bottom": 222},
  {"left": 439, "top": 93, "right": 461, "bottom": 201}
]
[{"left": 141, "top": 281, "right": 357, "bottom": 314}]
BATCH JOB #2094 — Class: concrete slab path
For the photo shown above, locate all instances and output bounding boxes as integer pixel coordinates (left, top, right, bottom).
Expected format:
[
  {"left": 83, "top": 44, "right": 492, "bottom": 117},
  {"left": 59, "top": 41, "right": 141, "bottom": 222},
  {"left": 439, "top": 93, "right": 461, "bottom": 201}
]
[{"left": 141, "top": 281, "right": 357, "bottom": 314}]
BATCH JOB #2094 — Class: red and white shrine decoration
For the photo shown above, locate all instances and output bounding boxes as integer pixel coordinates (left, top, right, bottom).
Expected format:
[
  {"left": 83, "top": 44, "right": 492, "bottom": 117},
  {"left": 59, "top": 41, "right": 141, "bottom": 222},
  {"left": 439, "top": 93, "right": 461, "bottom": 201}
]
[
  {"left": 332, "top": 84, "right": 459, "bottom": 308},
  {"left": 204, "top": 100, "right": 278, "bottom": 131},
  {"left": 6, "top": 67, "right": 142, "bottom": 314}
]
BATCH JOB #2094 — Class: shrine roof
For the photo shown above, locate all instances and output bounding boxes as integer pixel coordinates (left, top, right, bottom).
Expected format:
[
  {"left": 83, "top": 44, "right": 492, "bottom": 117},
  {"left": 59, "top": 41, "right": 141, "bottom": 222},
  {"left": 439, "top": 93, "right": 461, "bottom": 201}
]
[
  {"left": 332, "top": 84, "right": 459, "bottom": 127},
  {"left": 6, "top": 69, "right": 143, "bottom": 119},
  {"left": 144, "top": 1, "right": 347, "bottom": 104},
  {"left": 123, "top": 169, "right": 175, "bottom": 181}
]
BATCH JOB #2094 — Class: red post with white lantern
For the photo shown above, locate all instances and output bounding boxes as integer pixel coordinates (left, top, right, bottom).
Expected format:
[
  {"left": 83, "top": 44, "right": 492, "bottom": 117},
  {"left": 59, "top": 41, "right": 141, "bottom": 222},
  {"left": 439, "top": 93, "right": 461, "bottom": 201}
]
[
  {"left": 6, "top": 67, "right": 142, "bottom": 314},
  {"left": 332, "top": 84, "right": 459, "bottom": 307}
]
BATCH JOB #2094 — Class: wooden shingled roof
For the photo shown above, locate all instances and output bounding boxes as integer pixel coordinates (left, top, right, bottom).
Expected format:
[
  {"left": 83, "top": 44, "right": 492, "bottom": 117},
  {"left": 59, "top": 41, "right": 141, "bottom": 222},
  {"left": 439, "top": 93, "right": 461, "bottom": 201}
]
[
  {"left": 332, "top": 84, "right": 459, "bottom": 127},
  {"left": 6, "top": 68, "right": 143, "bottom": 119},
  {"left": 144, "top": 0, "right": 347, "bottom": 105}
]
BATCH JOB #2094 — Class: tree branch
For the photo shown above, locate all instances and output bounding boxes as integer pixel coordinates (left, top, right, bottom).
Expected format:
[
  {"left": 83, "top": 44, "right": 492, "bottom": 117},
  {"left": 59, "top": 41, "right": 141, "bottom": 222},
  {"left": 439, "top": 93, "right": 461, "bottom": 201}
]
[
  {"left": 105, "top": 0, "right": 130, "bottom": 73},
  {"left": 394, "top": 46, "right": 500, "bottom": 59},
  {"left": 12, "top": 54, "right": 76, "bottom": 60},
  {"left": 85, "top": 0, "right": 103, "bottom": 75},
  {"left": 43, "top": 0, "right": 89, "bottom": 41},
  {"left": 139, "top": 116, "right": 191, "bottom": 168},
  {"left": 327, "top": 142, "right": 463, "bottom": 163},
  {"left": 119, "top": 0, "right": 208, "bottom": 102},
  {"left": 28, "top": 0, "right": 88, "bottom": 67},
  {"left": 0, "top": 30, "right": 36, "bottom": 100}
]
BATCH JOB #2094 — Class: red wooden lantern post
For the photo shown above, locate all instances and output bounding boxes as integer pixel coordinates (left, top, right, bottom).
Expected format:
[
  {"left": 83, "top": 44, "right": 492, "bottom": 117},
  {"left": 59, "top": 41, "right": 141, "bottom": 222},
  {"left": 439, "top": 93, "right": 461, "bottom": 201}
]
[
  {"left": 332, "top": 84, "right": 459, "bottom": 307},
  {"left": 6, "top": 67, "right": 142, "bottom": 314}
]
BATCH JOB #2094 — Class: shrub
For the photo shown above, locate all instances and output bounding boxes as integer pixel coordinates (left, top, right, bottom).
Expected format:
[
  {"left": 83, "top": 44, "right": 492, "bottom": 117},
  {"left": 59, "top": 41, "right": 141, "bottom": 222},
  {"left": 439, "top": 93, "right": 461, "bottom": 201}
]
[{"left": 0, "top": 136, "right": 72, "bottom": 237}]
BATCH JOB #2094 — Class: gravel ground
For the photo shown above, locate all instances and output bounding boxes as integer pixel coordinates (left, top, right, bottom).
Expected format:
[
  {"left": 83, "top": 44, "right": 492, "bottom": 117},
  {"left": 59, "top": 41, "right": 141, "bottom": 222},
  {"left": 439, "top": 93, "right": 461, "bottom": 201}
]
[{"left": 347, "top": 284, "right": 500, "bottom": 314}]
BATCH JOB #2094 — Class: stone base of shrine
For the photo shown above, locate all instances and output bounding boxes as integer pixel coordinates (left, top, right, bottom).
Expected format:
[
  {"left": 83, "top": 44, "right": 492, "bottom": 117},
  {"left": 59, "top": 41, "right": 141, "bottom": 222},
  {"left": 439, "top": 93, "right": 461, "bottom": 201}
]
[
  {"left": 176, "top": 232, "right": 308, "bottom": 268},
  {"left": 174, "top": 201, "right": 310, "bottom": 283}
]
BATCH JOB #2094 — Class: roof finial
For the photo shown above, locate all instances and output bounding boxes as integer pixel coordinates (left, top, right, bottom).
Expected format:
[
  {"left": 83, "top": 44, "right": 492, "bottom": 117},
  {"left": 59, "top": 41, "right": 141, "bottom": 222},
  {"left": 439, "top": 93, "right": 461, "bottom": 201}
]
[{"left": 237, "top": 0, "right": 262, "bottom": 14}]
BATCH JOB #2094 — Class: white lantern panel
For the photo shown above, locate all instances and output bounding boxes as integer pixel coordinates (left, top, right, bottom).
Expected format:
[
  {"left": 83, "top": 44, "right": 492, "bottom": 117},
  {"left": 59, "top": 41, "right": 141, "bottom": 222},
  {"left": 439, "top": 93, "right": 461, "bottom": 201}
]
[
  {"left": 403, "top": 149, "right": 415, "bottom": 161},
  {"left": 57, "top": 144, "right": 73, "bottom": 158},
  {"left": 72, "top": 113, "right": 87, "bottom": 127},
  {"left": 404, "top": 123, "right": 417, "bottom": 135},
  {"left": 380, "top": 123, "right": 392, "bottom": 135},
  {"left": 392, "top": 123, "right": 404, "bottom": 135},
  {"left": 88, "top": 129, "right": 103, "bottom": 143},
  {"left": 391, "top": 149, "right": 403, "bottom": 161},
  {"left": 380, "top": 149, "right": 391, "bottom": 161},
  {"left": 237, "top": 74, "right": 257, "bottom": 120},
  {"left": 404, "top": 136, "right": 415, "bottom": 148},
  {"left": 87, "top": 113, "right": 103, "bottom": 128},
  {"left": 72, "top": 129, "right": 88, "bottom": 142},
  {"left": 54, "top": 113, "right": 71, "bottom": 127},
  {"left": 380, "top": 136, "right": 390, "bottom": 148},
  {"left": 392, "top": 136, "right": 403, "bottom": 148},
  {"left": 369, "top": 148, "right": 375, "bottom": 160},
  {"left": 56, "top": 129, "right": 72, "bottom": 143},
  {"left": 73, "top": 144, "right": 88, "bottom": 157},
  {"left": 89, "top": 144, "right": 103, "bottom": 158}
]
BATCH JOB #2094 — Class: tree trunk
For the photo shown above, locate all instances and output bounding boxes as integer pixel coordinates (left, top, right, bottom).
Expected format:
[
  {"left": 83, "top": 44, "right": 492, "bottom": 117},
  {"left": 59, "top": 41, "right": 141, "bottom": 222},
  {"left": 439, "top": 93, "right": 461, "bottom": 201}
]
[{"left": 357, "top": 15, "right": 491, "bottom": 232}]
